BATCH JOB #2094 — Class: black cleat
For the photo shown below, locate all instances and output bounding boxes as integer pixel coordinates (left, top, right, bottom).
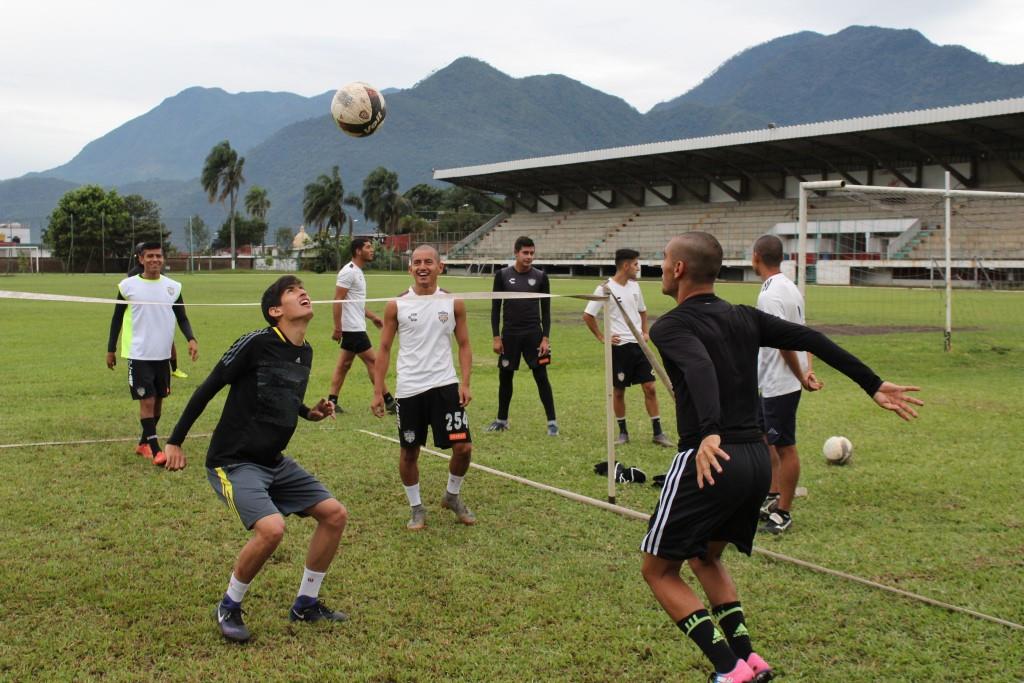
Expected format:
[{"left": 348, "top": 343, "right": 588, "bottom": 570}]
[
  {"left": 215, "top": 600, "right": 250, "bottom": 643},
  {"left": 384, "top": 395, "right": 398, "bottom": 415},
  {"left": 759, "top": 493, "right": 780, "bottom": 521},
  {"left": 289, "top": 598, "right": 348, "bottom": 623},
  {"left": 759, "top": 511, "right": 792, "bottom": 535}
]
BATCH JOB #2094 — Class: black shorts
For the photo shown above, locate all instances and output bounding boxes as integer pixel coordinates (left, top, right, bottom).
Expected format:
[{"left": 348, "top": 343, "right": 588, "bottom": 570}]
[
  {"left": 612, "top": 343, "right": 655, "bottom": 388},
  {"left": 640, "top": 441, "right": 771, "bottom": 560},
  {"left": 126, "top": 358, "right": 171, "bottom": 401},
  {"left": 340, "top": 331, "right": 372, "bottom": 354},
  {"left": 396, "top": 383, "right": 472, "bottom": 449},
  {"left": 499, "top": 330, "right": 550, "bottom": 371},
  {"left": 759, "top": 390, "right": 801, "bottom": 447},
  {"left": 206, "top": 457, "right": 334, "bottom": 530}
]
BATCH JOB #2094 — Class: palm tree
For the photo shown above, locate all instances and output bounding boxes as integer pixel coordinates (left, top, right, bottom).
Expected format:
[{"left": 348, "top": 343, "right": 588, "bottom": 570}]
[
  {"left": 244, "top": 186, "right": 271, "bottom": 221},
  {"left": 303, "top": 166, "right": 362, "bottom": 238},
  {"left": 361, "top": 166, "right": 412, "bottom": 234},
  {"left": 201, "top": 141, "right": 245, "bottom": 269}
]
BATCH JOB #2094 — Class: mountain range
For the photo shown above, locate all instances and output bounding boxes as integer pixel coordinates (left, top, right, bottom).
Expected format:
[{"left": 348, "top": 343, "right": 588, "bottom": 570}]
[{"left": 4, "top": 25, "right": 1024, "bottom": 246}]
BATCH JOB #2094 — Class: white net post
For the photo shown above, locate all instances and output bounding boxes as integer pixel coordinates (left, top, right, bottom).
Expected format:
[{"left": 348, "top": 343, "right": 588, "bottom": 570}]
[
  {"left": 604, "top": 292, "right": 616, "bottom": 503},
  {"left": 944, "top": 172, "right": 953, "bottom": 352}
]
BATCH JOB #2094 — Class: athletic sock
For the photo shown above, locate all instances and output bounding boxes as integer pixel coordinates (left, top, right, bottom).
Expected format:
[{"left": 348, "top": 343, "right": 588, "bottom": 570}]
[
  {"left": 532, "top": 366, "right": 556, "bottom": 421},
  {"left": 226, "top": 573, "right": 250, "bottom": 604},
  {"left": 297, "top": 567, "right": 326, "bottom": 600},
  {"left": 678, "top": 609, "right": 739, "bottom": 674},
  {"left": 617, "top": 418, "right": 628, "bottom": 435},
  {"left": 497, "top": 369, "right": 514, "bottom": 421},
  {"left": 446, "top": 474, "right": 464, "bottom": 496},
  {"left": 651, "top": 416, "right": 663, "bottom": 436},
  {"left": 140, "top": 417, "right": 161, "bottom": 455},
  {"left": 404, "top": 484, "right": 422, "bottom": 507},
  {"left": 712, "top": 601, "right": 753, "bottom": 660}
]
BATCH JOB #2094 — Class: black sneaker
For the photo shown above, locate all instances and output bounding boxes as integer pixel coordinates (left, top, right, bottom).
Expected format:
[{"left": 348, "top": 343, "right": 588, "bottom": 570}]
[
  {"left": 215, "top": 600, "right": 250, "bottom": 643},
  {"left": 384, "top": 395, "right": 398, "bottom": 415},
  {"left": 759, "top": 493, "right": 780, "bottom": 521},
  {"left": 759, "top": 511, "right": 792, "bottom": 535},
  {"left": 486, "top": 419, "right": 509, "bottom": 432},
  {"left": 289, "top": 598, "right": 348, "bottom": 623}
]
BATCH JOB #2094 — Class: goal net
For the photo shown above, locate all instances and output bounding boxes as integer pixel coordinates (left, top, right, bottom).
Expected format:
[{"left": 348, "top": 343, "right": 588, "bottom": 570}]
[{"left": 792, "top": 179, "right": 1024, "bottom": 351}]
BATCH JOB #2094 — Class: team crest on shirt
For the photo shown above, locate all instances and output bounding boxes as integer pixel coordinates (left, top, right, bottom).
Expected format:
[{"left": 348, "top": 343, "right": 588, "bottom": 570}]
[
  {"left": 437, "top": 311, "right": 449, "bottom": 323},
  {"left": 528, "top": 278, "right": 536, "bottom": 286},
  {"left": 403, "top": 430, "right": 417, "bottom": 443},
  {"left": 408, "top": 312, "right": 418, "bottom": 322},
  {"left": 166, "top": 286, "right": 174, "bottom": 296}
]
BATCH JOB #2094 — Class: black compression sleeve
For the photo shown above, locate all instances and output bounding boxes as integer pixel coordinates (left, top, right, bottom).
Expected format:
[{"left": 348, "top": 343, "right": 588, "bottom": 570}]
[
  {"left": 491, "top": 270, "right": 503, "bottom": 337},
  {"left": 107, "top": 293, "right": 127, "bottom": 353},
  {"left": 172, "top": 295, "right": 196, "bottom": 341},
  {"left": 540, "top": 272, "right": 551, "bottom": 337},
  {"left": 166, "top": 364, "right": 228, "bottom": 445}
]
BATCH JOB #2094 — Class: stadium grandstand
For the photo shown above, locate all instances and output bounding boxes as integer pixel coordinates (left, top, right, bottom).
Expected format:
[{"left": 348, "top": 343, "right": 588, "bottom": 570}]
[{"left": 435, "top": 97, "right": 1024, "bottom": 287}]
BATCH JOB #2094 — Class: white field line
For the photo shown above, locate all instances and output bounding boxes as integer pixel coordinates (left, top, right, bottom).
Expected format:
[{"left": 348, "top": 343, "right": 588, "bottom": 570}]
[
  {"left": 0, "top": 433, "right": 212, "bottom": 449},
  {"left": 358, "top": 429, "right": 1023, "bottom": 632}
]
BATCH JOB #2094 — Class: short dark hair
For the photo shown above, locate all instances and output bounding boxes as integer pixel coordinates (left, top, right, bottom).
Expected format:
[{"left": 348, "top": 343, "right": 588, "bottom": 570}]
[
  {"left": 137, "top": 241, "right": 161, "bottom": 255},
  {"left": 261, "top": 275, "right": 303, "bottom": 325},
  {"left": 615, "top": 248, "right": 639, "bottom": 268},
  {"left": 351, "top": 237, "right": 371, "bottom": 256},
  {"left": 514, "top": 236, "right": 535, "bottom": 253},
  {"left": 753, "top": 234, "right": 784, "bottom": 268},
  {"left": 674, "top": 232, "right": 722, "bottom": 284}
]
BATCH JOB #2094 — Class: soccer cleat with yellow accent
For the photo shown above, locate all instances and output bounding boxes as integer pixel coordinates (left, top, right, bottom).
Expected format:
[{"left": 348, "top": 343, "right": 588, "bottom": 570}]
[
  {"left": 441, "top": 493, "right": 476, "bottom": 525},
  {"left": 135, "top": 443, "right": 153, "bottom": 460},
  {"left": 171, "top": 368, "right": 189, "bottom": 379}
]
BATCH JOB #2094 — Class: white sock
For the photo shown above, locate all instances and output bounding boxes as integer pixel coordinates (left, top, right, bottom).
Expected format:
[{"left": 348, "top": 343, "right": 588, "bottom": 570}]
[
  {"left": 447, "top": 473, "right": 465, "bottom": 495},
  {"left": 226, "top": 573, "right": 250, "bottom": 603},
  {"left": 404, "top": 483, "right": 422, "bottom": 507},
  {"left": 297, "top": 566, "right": 326, "bottom": 600}
]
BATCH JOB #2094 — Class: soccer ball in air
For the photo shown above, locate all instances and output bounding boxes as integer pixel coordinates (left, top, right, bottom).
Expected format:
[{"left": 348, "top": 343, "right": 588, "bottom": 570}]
[
  {"left": 330, "top": 82, "right": 386, "bottom": 137},
  {"left": 823, "top": 436, "right": 853, "bottom": 465}
]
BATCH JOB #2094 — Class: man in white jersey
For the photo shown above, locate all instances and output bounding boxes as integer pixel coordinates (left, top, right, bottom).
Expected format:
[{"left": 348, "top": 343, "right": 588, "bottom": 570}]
[
  {"left": 328, "top": 237, "right": 396, "bottom": 414},
  {"left": 372, "top": 245, "right": 476, "bottom": 530},
  {"left": 106, "top": 242, "right": 198, "bottom": 467},
  {"left": 583, "top": 248, "right": 673, "bottom": 448},
  {"left": 751, "top": 234, "right": 822, "bottom": 534}
]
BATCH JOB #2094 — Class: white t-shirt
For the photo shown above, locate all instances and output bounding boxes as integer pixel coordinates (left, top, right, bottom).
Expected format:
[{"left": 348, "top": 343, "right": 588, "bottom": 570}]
[
  {"left": 395, "top": 287, "right": 458, "bottom": 398},
  {"left": 118, "top": 274, "right": 182, "bottom": 360},
  {"left": 583, "top": 279, "right": 646, "bottom": 345},
  {"left": 335, "top": 261, "right": 367, "bottom": 332},
  {"left": 757, "top": 272, "right": 807, "bottom": 398}
]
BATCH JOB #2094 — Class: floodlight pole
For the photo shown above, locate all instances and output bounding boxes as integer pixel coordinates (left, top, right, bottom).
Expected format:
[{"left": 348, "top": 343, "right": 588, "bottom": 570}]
[
  {"left": 604, "top": 292, "right": 616, "bottom": 504},
  {"left": 796, "top": 180, "right": 845, "bottom": 296},
  {"left": 944, "top": 171, "right": 953, "bottom": 352}
]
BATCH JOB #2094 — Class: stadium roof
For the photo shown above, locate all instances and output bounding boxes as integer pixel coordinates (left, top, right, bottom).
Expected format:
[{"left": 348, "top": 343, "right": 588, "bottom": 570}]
[{"left": 434, "top": 97, "right": 1024, "bottom": 204}]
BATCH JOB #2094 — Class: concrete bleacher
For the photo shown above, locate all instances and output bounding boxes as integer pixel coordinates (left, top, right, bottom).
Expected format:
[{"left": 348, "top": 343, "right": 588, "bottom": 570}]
[{"left": 452, "top": 196, "right": 1024, "bottom": 263}]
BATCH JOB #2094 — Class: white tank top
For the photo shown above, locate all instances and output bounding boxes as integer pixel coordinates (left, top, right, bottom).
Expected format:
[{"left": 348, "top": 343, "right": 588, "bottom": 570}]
[{"left": 395, "top": 287, "right": 458, "bottom": 398}]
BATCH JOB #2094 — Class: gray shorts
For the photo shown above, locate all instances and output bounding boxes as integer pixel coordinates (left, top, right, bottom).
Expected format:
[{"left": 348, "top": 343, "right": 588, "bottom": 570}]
[{"left": 206, "top": 457, "right": 334, "bottom": 530}]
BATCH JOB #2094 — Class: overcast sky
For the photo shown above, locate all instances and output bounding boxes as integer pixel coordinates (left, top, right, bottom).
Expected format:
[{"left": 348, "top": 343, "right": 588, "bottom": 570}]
[{"left": 2, "top": 0, "right": 1022, "bottom": 179}]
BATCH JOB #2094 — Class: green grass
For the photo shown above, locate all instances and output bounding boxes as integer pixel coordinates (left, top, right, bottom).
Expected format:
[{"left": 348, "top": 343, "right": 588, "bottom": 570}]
[{"left": 1, "top": 272, "right": 1022, "bottom": 682}]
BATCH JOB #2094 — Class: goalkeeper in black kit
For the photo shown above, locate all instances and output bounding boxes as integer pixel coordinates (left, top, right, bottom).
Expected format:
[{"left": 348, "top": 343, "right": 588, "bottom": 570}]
[{"left": 640, "top": 232, "right": 923, "bottom": 683}]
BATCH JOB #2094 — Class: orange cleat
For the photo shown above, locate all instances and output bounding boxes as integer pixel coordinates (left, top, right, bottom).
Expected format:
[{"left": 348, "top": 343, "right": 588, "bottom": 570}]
[{"left": 135, "top": 443, "right": 153, "bottom": 460}]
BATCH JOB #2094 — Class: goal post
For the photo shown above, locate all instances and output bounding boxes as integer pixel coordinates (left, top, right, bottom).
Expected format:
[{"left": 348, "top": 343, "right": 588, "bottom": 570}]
[{"left": 797, "top": 177, "right": 1024, "bottom": 351}]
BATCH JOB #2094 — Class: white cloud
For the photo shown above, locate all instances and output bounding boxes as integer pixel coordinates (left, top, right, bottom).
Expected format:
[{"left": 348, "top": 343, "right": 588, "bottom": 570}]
[{"left": 1, "top": 0, "right": 1022, "bottom": 178}]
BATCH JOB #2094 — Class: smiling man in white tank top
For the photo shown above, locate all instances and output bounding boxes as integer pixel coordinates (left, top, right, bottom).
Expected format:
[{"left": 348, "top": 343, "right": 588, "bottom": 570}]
[{"left": 372, "top": 245, "right": 476, "bottom": 530}]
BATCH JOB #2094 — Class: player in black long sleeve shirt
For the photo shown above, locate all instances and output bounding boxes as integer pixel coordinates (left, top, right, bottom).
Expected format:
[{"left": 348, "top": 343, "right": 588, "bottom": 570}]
[
  {"left": 640, "top": 233, "right": 923, "bottom": 682},
  {"left": 163, "top": 276, "right": 349, "bottom": 643},
  {"left": 486, "top": 236, "right": 558, "bottom": 435}
]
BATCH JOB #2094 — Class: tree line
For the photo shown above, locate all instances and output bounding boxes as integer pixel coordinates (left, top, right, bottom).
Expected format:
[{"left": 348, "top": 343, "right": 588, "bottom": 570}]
[{"left": 42, "top": 139, "right": 499, "bottom": 272}]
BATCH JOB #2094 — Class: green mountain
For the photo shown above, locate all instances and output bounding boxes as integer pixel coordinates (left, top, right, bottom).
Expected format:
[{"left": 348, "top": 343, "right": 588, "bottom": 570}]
[
  {"left": 6, "top": 26, "right": 1024, "bottom": 247},
  {"left": 39, "top": 87, "right": 331, "bottom": 185}
]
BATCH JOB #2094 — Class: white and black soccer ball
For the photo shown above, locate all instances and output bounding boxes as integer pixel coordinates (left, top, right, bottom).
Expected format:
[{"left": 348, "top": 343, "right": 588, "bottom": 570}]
[
  {"left": 330, "top": 82, "right": 386, "bottom": 137},
  {"left": 823, "top": 436, "right": 853, "bottom": 465}
]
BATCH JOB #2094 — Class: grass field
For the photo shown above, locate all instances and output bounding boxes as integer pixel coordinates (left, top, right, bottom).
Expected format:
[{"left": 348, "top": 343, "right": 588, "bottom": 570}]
[{"left": 1, "top": 271, "right": 1022, "bottom": 682}]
